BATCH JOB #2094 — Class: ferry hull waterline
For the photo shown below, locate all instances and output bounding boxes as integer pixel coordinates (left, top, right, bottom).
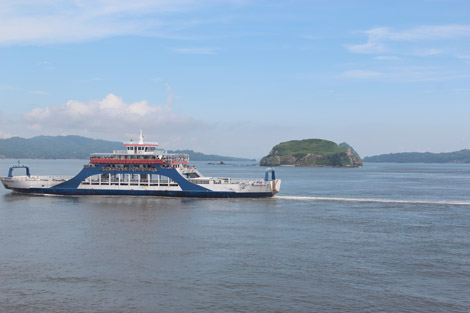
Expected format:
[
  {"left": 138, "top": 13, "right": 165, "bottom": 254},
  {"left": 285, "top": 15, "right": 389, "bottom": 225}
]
[{"left": 0, "top": 131, "right": 281, "bottom": 198}]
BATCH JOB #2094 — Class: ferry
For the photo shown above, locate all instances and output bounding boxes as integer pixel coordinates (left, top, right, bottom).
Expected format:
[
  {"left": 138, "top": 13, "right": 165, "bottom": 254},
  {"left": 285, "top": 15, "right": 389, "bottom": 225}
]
[{"left": 0, "top": 131, "right": 281, "bottom": 198}]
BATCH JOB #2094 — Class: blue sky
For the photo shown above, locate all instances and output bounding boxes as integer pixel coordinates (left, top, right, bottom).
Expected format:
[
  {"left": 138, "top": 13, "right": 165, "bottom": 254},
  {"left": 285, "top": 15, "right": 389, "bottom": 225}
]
[{"left": 1, "top": 0, "right": 469, "bottom": 158}]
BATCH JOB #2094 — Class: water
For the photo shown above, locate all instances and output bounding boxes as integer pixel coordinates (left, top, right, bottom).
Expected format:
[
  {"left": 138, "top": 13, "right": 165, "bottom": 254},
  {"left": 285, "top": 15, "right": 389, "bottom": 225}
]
[{"left": 1, "top": 160, "right": 469, "bottom": 312}]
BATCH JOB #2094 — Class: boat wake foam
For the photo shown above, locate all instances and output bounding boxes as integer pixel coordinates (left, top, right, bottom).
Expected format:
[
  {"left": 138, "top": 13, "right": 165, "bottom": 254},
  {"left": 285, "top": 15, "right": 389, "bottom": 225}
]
[{"left": 275, "top": 195, "right": 470, "bottom": 206}]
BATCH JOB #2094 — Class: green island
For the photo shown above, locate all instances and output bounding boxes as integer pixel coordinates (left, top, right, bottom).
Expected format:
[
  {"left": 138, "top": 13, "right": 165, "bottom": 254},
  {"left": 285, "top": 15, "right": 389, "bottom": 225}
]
[
  {"left": 260, "top": 139, "right": 362, "bottom": 167},
  {"left": 0, "top": 135, "right": 254, "bottom": 162},
  {"left": 364, "top": 150, "right": 470, "bottom": 163}
]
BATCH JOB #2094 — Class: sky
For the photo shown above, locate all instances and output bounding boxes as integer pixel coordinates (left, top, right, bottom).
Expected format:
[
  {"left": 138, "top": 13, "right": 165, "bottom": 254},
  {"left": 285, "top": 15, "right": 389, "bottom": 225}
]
[{"left": 1, "top": 0, "right": 469, "bottom": 159}]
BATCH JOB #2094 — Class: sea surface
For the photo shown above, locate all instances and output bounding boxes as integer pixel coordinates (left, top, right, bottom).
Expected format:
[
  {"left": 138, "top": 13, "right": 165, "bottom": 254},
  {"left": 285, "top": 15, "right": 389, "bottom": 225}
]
[{"left": 1, "top": 159, "right": 469, "bottom": 312}]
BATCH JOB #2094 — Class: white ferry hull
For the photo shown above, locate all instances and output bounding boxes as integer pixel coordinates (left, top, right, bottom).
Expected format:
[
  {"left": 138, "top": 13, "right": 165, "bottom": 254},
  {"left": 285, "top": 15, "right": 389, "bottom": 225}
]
[{"left": 1, "top": 175, "right": 281, "bottom": 198}]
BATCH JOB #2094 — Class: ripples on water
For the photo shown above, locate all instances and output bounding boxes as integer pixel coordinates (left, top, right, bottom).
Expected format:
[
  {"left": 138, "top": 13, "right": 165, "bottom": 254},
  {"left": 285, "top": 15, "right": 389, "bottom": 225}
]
[
  {"left": 277, "top": 195, "right": 470, "bottom": 206},
  {"left": 1, "top": 160, "right": 470, "bottom": 312}
]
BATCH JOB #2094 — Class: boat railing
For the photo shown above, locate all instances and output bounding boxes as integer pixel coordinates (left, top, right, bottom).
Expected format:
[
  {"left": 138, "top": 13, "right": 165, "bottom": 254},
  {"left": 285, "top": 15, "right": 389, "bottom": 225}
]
[
  {"left": 161, "top": 154, "right": 190, "bottom": 165},
  {"left": 99, "top": 166, "right": 159, "bottom": 172},
  {"left": 230, "top": 178, "right": 266, "bottom": 185},
  {"left": 89, "top": 153, "right": 189, "bottom": 166},
  {"left": 7, "top": 175, "right": 72, "bottom": 181},
  {"left": 188, "top": 177, "right": 266, "bottom": 185}
]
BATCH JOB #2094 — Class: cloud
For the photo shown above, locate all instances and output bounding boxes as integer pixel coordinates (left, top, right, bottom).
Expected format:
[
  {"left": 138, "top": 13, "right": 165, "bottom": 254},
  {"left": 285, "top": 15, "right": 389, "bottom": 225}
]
[
  {"left": 348, "top": 27, "right": 389, "bottom": 54},
  {"left": 347, "top": 41, "right": 385, "bottom": 54},
  {"left": 383, "top": 25, "right": 470, "bottom": 41},
  {"left": 22, "top": 93, "right": 201, "bottom": 139},
  {"left": 17, "top": 92, "right": 289, "bottom": 158},
  {"left": 0, "top": 0, "right": 234, "bottom": 44},
  {"left": 412, "top": 48, "right": 443, "bottom": 56},
  {"left": 341, "top": 67, "right": 469, "bottom": 82},
  {"left": 348, "top": 24, "right": 470, "bottom": 55}
]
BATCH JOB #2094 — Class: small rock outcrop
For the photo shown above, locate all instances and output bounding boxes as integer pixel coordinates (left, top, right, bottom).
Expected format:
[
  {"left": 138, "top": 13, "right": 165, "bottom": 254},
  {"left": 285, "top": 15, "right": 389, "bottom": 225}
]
[{"left": 260, "top": 139, "right": 362, "bottom": 167}]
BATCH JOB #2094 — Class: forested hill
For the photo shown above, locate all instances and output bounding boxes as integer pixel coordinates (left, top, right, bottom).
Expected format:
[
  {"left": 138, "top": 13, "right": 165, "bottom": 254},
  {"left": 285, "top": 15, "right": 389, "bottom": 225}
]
[
  {"left": 0, "top": 136, "right": 253, "bottom": 161},
  {"left": 364, "top": 149, "right": 470, "bottom": 163},
  {"left": 260, "top": 139, "right": 362, "bottom": 167}
]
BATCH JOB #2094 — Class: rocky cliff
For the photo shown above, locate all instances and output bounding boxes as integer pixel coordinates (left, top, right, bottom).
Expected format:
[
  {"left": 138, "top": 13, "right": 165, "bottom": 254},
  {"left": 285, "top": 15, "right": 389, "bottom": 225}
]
[{"left": 260, "top": 139, "right": 362, "bottom": 167}]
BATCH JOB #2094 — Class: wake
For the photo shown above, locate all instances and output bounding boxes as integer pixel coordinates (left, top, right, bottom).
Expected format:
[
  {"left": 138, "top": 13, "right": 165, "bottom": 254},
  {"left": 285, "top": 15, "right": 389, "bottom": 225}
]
[{"left": 275, "top": 195, "right": 470, "bottom": 206}]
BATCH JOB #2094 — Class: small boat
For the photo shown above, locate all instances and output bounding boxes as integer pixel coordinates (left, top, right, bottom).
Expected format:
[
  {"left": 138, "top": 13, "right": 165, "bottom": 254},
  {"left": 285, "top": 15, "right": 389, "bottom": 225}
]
[{"left": 0, "top": 131, "right": 281, "bottom": 198}]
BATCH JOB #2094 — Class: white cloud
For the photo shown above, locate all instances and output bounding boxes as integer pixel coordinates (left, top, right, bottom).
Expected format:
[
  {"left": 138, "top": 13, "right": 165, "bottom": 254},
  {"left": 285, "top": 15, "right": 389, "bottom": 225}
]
[
  {"left": 17, "top": 92, "right": 289, "bottom": 158},
  {"left": 348, "top": 24, "right": 470, "bottom": 55},
  {"left": 0, "top": 14, "right": 136, "bottom": 44},
  {"left": 347, "top": 41, "right": 385, "bottom": 54},
  {"left": 0, "top": 0, "right": 234, "bottom": 44},
  {"left": 412, "top": 48, "right": 443, "bottom": 56},
  {"left": 22, "top": 93, "right": 200, "bottom": 139},
  {"left": 348, "top": 27, "right": 389, "bottom": 54},
  {"left": 341, "top": 67, "right": 469, "bottom": 82},
  {"left": 384, "top": 25, "right": 470, "bottom": 41}
]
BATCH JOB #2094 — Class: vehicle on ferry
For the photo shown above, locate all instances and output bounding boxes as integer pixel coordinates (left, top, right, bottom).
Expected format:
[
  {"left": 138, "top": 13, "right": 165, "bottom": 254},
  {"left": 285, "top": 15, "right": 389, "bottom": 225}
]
[{"left": 0, "top": 131, "right": 281, "bottom": 198}]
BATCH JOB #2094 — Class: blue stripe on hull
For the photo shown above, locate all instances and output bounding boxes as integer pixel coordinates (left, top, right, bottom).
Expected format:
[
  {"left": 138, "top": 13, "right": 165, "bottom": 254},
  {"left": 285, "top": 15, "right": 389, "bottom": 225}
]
[
  {"left": 10, "top": 188, "right": 275, "bottom": 198},
  {"left": 53, "top": 165, "right": 210, "bottom": 192}
]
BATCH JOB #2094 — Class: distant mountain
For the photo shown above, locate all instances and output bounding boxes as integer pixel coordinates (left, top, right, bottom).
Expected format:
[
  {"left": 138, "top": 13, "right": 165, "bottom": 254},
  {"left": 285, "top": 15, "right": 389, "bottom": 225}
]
[
  {"left": 364, "top": 149, "right": 470, "bottom": 163},
  {"left": 260, "top": 139, "right": 362, "bottom": 167},
  {"left": 0, "top": 135, "right": 253, "bottom": 161},
  {"left": 0, "top": 135, "right": 123, "bottom": 159}
]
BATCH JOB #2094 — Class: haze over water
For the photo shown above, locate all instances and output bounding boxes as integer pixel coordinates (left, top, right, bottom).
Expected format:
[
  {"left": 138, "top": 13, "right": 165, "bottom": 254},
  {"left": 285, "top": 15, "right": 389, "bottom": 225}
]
[{"left": 1, "top": 160, "right": 469, "bottom": 312}]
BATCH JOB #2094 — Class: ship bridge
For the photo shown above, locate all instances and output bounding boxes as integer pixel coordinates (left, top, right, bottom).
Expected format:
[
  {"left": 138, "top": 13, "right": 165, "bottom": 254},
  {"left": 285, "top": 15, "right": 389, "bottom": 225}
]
[
  {"left": 123, "top": 130, "right": 159, "bottom": 155},
  {"left": 88, "top": 130, "right": 189, "bottom": 167}
]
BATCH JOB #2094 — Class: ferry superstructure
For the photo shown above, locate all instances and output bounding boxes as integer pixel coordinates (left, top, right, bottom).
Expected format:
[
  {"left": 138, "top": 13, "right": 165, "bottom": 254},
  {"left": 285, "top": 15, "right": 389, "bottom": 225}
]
[{"left": 0, "top": 131, "right": 281, "bottom": 198}]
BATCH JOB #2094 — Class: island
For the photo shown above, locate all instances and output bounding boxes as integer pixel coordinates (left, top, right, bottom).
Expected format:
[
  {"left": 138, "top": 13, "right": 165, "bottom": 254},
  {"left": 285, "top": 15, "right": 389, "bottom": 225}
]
[
  {"left": 260, "top": 139, "right": 362, "bottom": 167},
  {"left": 364, "top": 149, "right": 470, "bottom": 163}
]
